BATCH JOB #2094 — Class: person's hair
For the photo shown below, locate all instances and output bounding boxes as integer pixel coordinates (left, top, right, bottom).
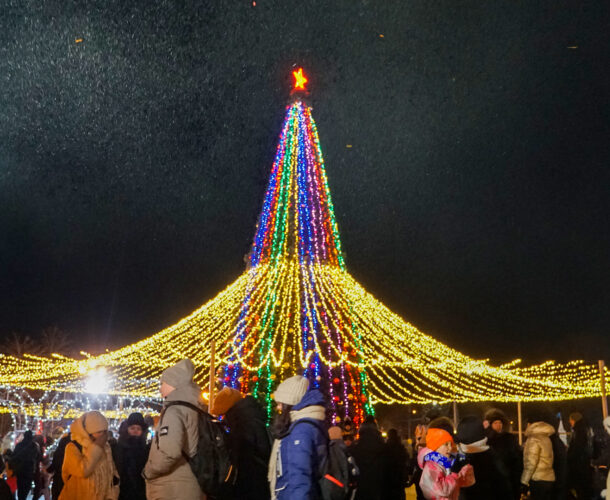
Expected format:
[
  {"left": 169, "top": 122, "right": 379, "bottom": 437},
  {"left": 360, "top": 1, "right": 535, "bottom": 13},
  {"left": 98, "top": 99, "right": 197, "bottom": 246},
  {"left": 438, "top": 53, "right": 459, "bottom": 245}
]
[
  {"left": 362, "top": 415, "right": 377, "bottom": 426},
  {"left": 387, "top": 428, "right": 401, "bottom": 444},
  {"left": 271, "top": 404, "right": 294, "bottom": 439}
]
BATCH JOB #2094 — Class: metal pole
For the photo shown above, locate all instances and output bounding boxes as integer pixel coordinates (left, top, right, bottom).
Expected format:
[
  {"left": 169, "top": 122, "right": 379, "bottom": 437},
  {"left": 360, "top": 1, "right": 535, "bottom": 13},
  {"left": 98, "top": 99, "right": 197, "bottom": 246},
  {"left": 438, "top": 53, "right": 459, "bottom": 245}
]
[
  {"left": 517, "top": 401, "right": 523, "bottom": 446},
  {"left": 599, "top": 360, "right": 608, "bottom": 419},
  {"left": 208, "top": 341, "right": 216, "bottom": 413},
  {"left": 453, "top": 401, "right": 458, "bottom": 430}
]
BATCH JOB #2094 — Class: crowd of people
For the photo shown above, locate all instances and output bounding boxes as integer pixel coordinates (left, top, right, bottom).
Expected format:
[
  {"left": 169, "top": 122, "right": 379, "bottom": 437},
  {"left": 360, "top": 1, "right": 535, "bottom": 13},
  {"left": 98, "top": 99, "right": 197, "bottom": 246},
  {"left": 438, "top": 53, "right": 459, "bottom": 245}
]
[
  {"left": 409, "top": 408, "right": 610, "bottom": 500},
  {"left": 0, "top": 358, "right": 608, "bottom": 500}
]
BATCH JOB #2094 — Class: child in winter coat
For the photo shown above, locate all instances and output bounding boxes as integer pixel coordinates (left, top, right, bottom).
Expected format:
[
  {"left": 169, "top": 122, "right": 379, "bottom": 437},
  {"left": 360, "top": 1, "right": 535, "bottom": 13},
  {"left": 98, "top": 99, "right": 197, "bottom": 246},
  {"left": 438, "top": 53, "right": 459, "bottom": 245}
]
[{"left": 419, "top": 428, "right": 474, "bottom": 500}]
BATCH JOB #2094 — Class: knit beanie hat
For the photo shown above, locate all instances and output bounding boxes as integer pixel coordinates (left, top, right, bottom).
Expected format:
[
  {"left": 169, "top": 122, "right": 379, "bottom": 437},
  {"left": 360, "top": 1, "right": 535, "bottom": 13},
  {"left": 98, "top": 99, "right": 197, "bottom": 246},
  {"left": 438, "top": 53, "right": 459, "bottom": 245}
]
[
  {"left": 161, "top": 359, "right": 195, "bottom": 389},
  {"left": 82, "top": 410, "right": 109, "bottom": 434},
  {"left": 273, "top": 375, "right": 309, "bottom": 406},
  {"left": 126, "top": 412, "right": 147, "bottom": 430},
  {"left": 456, "top": 416, "right": 486, "bottom": 444},
  {"left": 211, "top": 387, "right": 243, "bottom": 415},
  {"left": 426, "top": 428, "right": 454, "bottom": 451}
]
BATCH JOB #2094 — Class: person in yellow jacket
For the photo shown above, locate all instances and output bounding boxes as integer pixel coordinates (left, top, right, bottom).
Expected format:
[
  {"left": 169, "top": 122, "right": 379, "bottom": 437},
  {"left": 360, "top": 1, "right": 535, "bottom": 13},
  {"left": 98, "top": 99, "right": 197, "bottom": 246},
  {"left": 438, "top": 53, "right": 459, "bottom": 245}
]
[{"left": 59, "top": 410, "right": 119, "bottom": 500}]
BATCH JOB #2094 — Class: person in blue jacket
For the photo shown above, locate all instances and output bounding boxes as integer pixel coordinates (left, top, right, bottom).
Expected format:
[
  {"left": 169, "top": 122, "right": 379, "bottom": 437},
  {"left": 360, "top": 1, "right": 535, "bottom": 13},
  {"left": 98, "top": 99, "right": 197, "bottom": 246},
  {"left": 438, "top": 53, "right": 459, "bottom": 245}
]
[{"left": 268, "top": 375, "right": 327, "bottom": 500}]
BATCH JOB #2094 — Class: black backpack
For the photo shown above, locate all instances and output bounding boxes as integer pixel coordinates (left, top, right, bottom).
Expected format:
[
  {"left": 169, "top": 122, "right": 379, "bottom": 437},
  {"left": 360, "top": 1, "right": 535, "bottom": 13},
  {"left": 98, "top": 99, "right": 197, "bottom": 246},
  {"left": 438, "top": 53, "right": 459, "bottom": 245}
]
[
  {"left": 160, "top": 401, "right": 236, "bottom": 499},
  {"left": 298, "top": 420, "right": 359, "bottom": 500}
]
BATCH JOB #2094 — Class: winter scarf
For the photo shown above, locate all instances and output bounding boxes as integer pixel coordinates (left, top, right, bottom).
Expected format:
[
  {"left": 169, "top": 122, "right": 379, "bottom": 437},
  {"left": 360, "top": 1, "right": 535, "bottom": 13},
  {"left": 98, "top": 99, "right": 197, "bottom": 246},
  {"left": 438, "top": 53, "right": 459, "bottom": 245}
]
[
  {"left": 268, "top": 404, "right": 325, "bottom": 499},
  {"left": 423, "top": 451, "right": 455, "bottom": 470}
]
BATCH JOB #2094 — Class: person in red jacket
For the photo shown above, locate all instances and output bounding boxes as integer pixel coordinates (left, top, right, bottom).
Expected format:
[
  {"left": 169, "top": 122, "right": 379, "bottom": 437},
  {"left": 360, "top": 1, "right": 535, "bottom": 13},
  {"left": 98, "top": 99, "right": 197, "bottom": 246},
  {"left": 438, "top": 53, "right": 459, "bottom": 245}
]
[{"left": 419, "top": 428, "right": 474, "bottom": 500}]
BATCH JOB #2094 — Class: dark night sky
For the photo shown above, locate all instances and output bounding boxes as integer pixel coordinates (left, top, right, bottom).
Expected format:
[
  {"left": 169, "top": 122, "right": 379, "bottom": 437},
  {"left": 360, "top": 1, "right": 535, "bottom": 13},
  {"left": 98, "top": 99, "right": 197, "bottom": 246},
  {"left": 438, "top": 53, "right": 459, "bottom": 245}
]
[{"left": 1, "top": 0, "right": 608, "bottom": 364}]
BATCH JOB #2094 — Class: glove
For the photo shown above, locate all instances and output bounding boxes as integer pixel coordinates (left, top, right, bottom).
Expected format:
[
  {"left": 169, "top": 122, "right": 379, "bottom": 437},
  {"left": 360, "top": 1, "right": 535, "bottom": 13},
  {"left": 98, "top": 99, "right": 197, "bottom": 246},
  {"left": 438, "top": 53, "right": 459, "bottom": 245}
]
[{"left": 520, "top": 483, "right": 529, "bottom": 495}]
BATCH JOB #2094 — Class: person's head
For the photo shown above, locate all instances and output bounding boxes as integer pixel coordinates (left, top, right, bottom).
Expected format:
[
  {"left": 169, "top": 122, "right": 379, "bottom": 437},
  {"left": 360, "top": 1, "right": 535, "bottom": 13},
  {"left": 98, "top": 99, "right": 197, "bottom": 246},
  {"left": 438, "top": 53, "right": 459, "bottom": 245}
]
[
  {"left": 362, "top": 415, "right": 377, "bottom": 426},
  {"left": 22, "top": 430, "right": 33, "bottom": 442},
  {"left": 485, "top": 408, "right": 509, "bottom": 434},
  {"left": 456, "top": 416, "right": 486, "bottom": 446},
  {"left": 358, "top": 415, "right": 380, "bottom": 440},
  {"left": 125, "top": 412, "right": 147, "bottom": 438},
  {"left": 82, "top": 410, "right": 109, "bottom": 444},
  {"left": 426, "top": 428, "right": 454, "bottom": 458},
  {"left": 270, "top": 375, "right": 309, "bottom": 437},
  {"left": 343, "top": 434, "right": 354, "bottom": 447},
  {"left": 210, "top": 387, "right": 243, "bottom": 416},
  {"left": 387, "top": 428, "right": 401, "bottom": 444},
  {"left": 569, "top": 412, "right": 583, "bottom": 429},
  {"left": 160, "top": 359, "right": 196, "bottom": 398},
  {"left": 33, "top": 434, "right": 45, "bottom": 449}
]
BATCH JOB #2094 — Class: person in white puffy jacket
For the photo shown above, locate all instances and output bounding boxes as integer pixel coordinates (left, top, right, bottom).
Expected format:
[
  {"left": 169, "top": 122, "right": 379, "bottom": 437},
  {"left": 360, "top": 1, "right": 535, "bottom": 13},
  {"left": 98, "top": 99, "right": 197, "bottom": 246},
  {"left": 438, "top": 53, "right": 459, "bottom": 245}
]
[{"left": 520, "top": 416, "right": 555, "bottom": 500}]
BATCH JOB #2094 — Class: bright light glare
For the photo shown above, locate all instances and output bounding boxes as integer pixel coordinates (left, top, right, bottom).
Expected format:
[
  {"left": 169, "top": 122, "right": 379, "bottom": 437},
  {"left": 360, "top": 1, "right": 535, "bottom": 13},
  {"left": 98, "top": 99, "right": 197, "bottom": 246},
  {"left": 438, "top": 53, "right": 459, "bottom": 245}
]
[{"left": 85, "top": 367, "right": 110, "bottom": 394}]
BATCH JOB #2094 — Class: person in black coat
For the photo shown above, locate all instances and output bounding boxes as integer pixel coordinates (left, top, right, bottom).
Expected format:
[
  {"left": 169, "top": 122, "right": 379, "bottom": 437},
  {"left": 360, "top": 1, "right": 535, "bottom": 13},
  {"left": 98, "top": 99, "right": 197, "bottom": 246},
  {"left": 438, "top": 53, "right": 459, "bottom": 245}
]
[
  {"left": 211, "top": 387, "right": 271, "bottom": 500},
  {"left": 47, "top": 432, "right": 71, "bottom": 500},
  {"left": 567, "top": 412, "right": 593, "bottom": 500},
  {"left": 485, "top": 409, "right": 523, "bottom": 500},
  {"left": 456, "top": 415, "right": 513, "bottom": 500},
  {"left": 384, "top": 428, "right": 408, "bottom": 500},
  {"left": 11, "top": 430, "right": 42, "bottom": 500},
  {"left": 349, "top": 416, "right": 388, "bottom": 500},
  {"left": 0, "top": 454, "right": 13, "bottom": 500},
  {"left": 115, "top": 412, "right": 149, "bottom": 500}
]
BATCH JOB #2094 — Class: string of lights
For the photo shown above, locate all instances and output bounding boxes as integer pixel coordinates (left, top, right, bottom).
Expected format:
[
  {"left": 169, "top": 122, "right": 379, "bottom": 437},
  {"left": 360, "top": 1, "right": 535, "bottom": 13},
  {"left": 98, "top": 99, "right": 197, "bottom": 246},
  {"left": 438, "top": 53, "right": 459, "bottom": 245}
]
[{"left": 0, "top": 71, "right": 605, "bottom": 425}]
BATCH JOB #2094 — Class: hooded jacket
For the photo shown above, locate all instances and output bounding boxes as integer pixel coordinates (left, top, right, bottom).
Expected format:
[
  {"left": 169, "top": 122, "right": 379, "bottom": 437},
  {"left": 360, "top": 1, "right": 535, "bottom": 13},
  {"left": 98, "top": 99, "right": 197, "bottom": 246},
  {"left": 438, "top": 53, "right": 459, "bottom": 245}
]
[
  {"left": 143, "top": 382, "right": 206, "bottom": 500},
  {"left": 223, "top": 395, "right": 271, "bottom": 500},
  {"left": 59, "top": 416, "right": 119, "bottom": 500},
  {"left": 269, "top": 389, "right": 327, "bottom": 500},
  {"left": 521, "top": 422, "right": 556, "bottom": 484}
]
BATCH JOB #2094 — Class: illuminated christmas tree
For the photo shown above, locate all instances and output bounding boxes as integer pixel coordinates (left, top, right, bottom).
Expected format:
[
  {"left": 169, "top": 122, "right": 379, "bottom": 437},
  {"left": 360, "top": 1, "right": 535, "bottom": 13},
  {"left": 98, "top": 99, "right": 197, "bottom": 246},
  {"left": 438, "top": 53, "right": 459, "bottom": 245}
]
[
  {"left": 0, "top": 69, "right": 604, "bottom": 426},
  {"left": 223, "top": 69, "right": 372, "bottom": 423}
]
